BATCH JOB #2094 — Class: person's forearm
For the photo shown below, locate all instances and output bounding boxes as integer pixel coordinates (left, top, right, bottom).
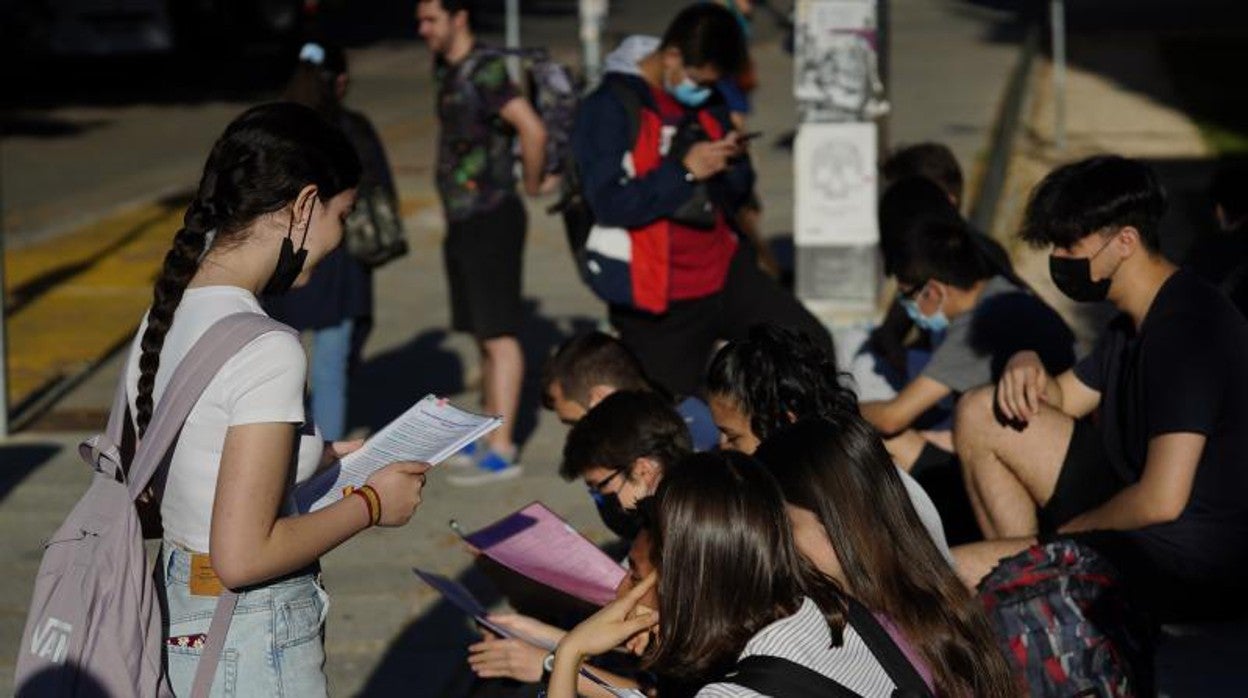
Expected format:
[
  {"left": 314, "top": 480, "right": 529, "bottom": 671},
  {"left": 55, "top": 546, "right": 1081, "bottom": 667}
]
[
  {"left": 1058, "top": 483, "right": 1174, "bottom": 534},
  {"left": 213, "top": 495, "right": 370, "bottom": 588},
  {"left": 547, "top": 646, "right": 583, "bottom": 698},
  {"left": 860, "top": 400, "right": 906, "bottom": 436},
  {"left": 519, "top": 125, "right": 547, "bottom": 194}
]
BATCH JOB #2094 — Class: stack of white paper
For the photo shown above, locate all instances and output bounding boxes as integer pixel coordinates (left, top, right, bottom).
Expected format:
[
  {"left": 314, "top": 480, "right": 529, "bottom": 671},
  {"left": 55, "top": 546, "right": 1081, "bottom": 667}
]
[{"left": 295, "top": 394, "right": 501, "bottom": 513}]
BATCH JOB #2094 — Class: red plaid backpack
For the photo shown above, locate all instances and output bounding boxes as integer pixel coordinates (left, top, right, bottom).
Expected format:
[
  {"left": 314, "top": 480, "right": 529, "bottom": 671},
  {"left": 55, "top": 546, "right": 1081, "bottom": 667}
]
[{"left": 978, "top": 539, "right": 1154, "bottom": 697}]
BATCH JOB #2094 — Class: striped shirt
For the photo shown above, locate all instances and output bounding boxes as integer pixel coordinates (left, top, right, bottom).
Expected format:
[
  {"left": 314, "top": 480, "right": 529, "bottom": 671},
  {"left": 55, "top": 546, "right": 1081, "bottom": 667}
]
[{"left": 697, "top": 597, "right": 897, "bottom": 697}]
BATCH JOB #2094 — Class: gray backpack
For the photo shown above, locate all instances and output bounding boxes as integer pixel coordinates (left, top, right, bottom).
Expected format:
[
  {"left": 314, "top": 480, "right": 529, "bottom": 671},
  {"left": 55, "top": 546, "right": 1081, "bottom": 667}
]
[{"left": 15, "top": 313, "right": 296, "bottom": 697}]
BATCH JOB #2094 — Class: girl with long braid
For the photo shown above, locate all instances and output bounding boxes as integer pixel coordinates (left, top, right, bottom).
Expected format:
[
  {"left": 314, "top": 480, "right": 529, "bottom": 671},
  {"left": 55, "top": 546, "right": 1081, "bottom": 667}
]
[{"left": 123, "top": 103, "right": 428, "bottom": 695}]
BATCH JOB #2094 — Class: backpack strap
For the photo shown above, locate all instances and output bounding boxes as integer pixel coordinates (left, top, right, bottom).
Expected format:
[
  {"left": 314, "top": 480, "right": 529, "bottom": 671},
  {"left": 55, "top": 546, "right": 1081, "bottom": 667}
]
[
  {"left": 79, "top": 355, "right": 138, "bottom": 482},
  {"left": 120, "top": 313, "right": 294, "bottom": 698},
  {"left": 605, "top": 78, "right": 643, "bottom": 154},
  {"left": 124, "top": 312, "right": 295, "bottom": 501},
  {"left": 843, "top": 598, "right": 933, "bottom": 698},
  {"left": 192, "top": 591, "right": 239, "bottom": 698},
  {"left": 726, "top": 655, "right": 861, "bottom": 698},
  {"left": 725, "top": 600, "right": 933, "bottom": 698}
]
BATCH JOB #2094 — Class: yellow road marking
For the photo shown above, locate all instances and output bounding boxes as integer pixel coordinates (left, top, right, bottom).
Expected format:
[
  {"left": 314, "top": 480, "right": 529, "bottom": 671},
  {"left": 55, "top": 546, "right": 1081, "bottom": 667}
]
[
  {"left": 3, "top": 197, "right": 187, "bottom": 409},
  {"left": 4, "top": 192, "right": 431, "bottom": 412}
]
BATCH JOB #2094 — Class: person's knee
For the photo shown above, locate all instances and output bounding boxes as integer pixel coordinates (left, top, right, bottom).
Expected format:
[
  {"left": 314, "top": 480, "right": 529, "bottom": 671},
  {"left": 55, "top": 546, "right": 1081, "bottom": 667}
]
[
  {"left": 480, "top": 334, "right": 521, "bottom": 360},
  {"left": 953, "top": 385, "right": 995, "bottom": 449}
]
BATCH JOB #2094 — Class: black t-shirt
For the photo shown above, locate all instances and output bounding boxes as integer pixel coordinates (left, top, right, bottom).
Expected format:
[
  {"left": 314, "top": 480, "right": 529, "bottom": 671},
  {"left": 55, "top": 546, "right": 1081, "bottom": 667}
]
[{"left": 1073, "top": 270, "right": 1248, "bottom": 580}]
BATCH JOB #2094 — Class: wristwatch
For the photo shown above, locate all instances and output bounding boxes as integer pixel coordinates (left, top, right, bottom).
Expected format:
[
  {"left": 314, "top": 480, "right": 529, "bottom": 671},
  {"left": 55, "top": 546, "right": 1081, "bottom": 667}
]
[{"left": 541, "top": 651, "right": 556, "bottom": 684}]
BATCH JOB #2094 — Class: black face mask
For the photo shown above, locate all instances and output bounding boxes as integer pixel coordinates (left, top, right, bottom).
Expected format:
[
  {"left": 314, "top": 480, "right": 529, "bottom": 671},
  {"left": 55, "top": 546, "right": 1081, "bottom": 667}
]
[
  {"left": 594, "top": 493, "right": 642, "bottom": 540},
  {"left": 263, "top": 202, "right": 312, "bottom": 297},
  {"left": 1049, "top": 237, "right": 1116, "bottom": 303}
]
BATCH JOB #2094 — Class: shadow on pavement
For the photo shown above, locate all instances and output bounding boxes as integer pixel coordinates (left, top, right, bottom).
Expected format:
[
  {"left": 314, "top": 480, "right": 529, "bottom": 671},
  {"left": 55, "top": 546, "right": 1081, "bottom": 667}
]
[
  {"left": 358, "top": 543, "right": 616, "bottom": 697},
  {"left": 7, "top": 1, "right": 577, "bottom": 113},
  {"left": 961, "top": 0, "right": 1248, "bottom": 155},
  {"left": 0, "top": 443, "right": 62, "bottom": 505},
  {"left": 346, "top": 301, "right": 596, "bottom": 445},
  {"left": 5, "top": 191, "right": 191, "bottom": 317},
  {"left": 356, "top": 562, "right": 499, "bottom": 697},
  {"left": 513, "top": 300, "right": 599, "bottom": 448},
  {"left": 0, "top": 115, "right": 111, "bottom": 138},
  {"left": 348, "top": 329, "right": 467, "bottom": 434}
]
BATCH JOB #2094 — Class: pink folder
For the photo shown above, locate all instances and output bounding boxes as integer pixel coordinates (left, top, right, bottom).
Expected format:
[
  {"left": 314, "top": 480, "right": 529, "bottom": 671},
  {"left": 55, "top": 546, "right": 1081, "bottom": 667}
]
[{"left": 464, "top": 502, "right": 627, "bottom": 606}]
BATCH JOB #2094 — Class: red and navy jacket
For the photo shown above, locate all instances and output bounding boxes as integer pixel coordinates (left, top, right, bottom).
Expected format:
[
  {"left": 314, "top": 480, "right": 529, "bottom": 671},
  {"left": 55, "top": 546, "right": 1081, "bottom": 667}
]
[{"left": 571, "top": 72, "right": 755, "bottom": 314}]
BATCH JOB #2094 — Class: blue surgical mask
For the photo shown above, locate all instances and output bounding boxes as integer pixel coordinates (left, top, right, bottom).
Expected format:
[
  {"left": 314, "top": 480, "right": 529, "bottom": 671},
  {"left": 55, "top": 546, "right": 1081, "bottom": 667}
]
[
  {"left": 667, "top": 76, "right": 713, "bottom": 107},
  {"left": 899, "top": 289, "right": 950, "bottom": 333}
]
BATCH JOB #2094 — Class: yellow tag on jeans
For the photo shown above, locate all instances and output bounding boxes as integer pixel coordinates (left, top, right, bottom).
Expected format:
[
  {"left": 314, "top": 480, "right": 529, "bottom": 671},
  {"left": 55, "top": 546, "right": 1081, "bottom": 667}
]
[{"left": 189, "top": 553, "right": 224, "bottom": 597}]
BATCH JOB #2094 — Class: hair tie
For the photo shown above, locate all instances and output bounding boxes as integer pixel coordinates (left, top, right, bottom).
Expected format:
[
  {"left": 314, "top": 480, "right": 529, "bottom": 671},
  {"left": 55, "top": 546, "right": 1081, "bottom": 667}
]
[
  {"left": 199, "top": 228, "right": 217, "bottom": 263},
  {"left": 300, "top": 42, "right": 326, "bottom": 66}
]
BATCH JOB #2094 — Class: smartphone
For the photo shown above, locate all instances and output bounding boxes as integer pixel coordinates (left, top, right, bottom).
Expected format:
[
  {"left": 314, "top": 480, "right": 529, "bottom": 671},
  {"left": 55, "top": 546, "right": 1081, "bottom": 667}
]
[{"left": 738, "top": 130, "right": 765, "bottom": 142}]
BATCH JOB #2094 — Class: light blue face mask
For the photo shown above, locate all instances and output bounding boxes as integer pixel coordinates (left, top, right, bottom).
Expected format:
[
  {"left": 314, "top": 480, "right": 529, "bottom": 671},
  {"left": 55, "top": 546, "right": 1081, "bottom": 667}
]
[
  {"left": 668, "top": 76, "right": 713, "bottom": 107},
  {"left": 899, "top": 288, "right": 950, "bottom": 334}
]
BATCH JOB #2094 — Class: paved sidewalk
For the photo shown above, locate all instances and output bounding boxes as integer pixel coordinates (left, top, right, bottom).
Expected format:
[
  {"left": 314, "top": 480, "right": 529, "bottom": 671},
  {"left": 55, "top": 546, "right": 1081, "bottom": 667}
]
[{"left": 1, "top": 2, "right": 1028, "bottom": 695}]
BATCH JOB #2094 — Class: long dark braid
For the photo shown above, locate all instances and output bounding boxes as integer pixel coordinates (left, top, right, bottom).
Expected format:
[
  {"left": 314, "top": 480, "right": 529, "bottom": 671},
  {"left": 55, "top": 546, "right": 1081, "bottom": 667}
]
[
  {"left": 134, "top": 197, "right": 214, "bottom": 436},
  {"left": 133, "top": 102, "right": 361, "bottom": 437}
]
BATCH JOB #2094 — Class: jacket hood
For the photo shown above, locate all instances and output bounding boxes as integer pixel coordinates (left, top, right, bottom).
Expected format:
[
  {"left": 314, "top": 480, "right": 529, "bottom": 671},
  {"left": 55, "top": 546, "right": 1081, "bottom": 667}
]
[{"left": 603, "top": 35, "right": 660, "bottom": 77}]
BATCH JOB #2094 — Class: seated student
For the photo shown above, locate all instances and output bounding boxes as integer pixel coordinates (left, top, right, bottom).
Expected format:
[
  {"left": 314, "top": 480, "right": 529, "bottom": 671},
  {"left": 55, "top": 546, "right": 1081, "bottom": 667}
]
[
  {"left": 953, "top": 156, "right": 1248, "bottom": 623},
  {"left": 541, "top": 331, "right": 719, "bottom": 451},
  {"left": 880, "top": 143, "right": 1015, "bottom": 279},
  {"left": 704, "top": 324, "right": 953, "bottom": 560},
  {"left": 859, "top": 217, "right": 1075, "bottom": 471},
  {"left": 863, "top": 144, "right": 1024, "bottom": 404},
  {"left": 465, "top": 528, "right": 658, "bottom": 697},
  {"left": 549, "top": 451, "right": 935, "bottom": 698},
  {"left": 560, "top": 390, "right": 692, "bottom": 536},
  {"left": 853, "top": 177, "right": 965, "bottom": 400},
  {"left": 755, "top": 418, "right": 1018, "bottom": 697}
]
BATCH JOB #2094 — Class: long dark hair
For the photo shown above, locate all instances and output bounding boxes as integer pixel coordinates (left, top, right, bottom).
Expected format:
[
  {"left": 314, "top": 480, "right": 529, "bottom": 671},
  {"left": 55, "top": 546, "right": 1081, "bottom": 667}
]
[
  {"left": 705, "top": 323, "right": 854, "bottom": 444},
  {"left": 647, "top": 451, "right": 848, "bottom": 684},
  {"left": 755, "top": 418, "right": 1019, "bottom": 697},
  {"left": 134, "top": 102, "right": 361, "bottom": 436}
]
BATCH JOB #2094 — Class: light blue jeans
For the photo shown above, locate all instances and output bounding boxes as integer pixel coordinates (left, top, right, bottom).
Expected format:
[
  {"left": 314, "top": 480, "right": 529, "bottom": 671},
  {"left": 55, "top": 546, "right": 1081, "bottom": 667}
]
[
  {"left": 161, "top": 546, "right": 329, "bottom": 697},
  {"left": 310, "top": 318, "right": 354, "bottom": 442}
]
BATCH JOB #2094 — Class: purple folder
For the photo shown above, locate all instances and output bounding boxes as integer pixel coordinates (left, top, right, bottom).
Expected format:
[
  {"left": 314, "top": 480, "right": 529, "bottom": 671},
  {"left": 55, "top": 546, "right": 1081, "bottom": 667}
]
[{"left": 463, "top": 502, "right": 627, "bottom": 606}]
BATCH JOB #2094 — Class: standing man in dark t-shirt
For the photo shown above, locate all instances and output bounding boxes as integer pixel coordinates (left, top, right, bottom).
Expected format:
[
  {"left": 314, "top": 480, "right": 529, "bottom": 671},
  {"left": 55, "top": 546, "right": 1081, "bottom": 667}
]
[
  {"left": 952, "top": 156, "right": 1248, "bottom": 621},
  {"left": 417, "top": 0, "right": 548, "bottom": 485}
]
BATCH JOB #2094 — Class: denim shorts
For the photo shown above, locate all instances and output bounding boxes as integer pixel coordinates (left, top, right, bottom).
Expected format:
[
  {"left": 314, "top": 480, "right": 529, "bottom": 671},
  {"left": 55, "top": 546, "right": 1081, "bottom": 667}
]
[{"left": 161, "top": 545, "right": 329, "bottom": 697}]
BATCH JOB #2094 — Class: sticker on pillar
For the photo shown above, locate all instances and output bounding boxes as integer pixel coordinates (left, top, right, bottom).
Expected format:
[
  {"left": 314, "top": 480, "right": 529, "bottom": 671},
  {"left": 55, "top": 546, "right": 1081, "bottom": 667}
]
[
  {"left": 795, "top": 0, "right": 889, "bottom": 122},
  {"left": 795, "top": 122, "right": 877, "bottom": 247}
]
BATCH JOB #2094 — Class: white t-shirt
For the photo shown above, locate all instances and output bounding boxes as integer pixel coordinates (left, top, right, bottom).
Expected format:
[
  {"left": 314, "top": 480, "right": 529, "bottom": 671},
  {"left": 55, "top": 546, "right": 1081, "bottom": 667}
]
[{"left": 124, "top": 286, "right": 321, "bottom": 553}]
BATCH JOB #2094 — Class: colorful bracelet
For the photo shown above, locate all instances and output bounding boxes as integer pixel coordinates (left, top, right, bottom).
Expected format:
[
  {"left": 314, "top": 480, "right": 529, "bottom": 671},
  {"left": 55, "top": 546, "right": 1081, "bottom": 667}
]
[{"left": 350, "top": 485, "right": 382, "bottom": 526}]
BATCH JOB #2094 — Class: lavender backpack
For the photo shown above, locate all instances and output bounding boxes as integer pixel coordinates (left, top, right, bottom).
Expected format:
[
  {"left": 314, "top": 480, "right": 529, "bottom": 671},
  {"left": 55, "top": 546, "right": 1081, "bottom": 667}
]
[{"left": 15, "top": 314, "right": 296, "bottom": 697}]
